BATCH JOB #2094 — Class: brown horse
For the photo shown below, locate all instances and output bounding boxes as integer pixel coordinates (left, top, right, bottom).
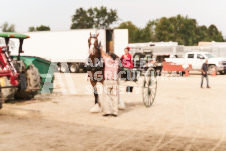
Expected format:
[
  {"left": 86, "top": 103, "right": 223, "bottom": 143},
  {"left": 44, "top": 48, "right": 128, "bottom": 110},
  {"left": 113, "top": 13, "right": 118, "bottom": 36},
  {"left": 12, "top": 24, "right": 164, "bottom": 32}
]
[
  {"left": 86, "top": 33, "right": 104, "bottom": 113},
  {"left": 86, "top": 33, "right": 126, "bottom": 113}
]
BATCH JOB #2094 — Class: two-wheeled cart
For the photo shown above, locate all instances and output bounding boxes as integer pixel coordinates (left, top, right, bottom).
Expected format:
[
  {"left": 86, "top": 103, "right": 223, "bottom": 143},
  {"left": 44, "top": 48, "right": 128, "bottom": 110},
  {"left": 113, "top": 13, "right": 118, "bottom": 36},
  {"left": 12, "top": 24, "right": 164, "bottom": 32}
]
[{"left": 119, "top": 67, "right": 157, "bottom": 107}]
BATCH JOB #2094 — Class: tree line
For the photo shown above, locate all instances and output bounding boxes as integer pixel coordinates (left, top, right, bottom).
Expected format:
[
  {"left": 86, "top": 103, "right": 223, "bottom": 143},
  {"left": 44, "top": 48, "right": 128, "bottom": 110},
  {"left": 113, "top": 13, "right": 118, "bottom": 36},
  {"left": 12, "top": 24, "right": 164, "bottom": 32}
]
[
  {"left": 0, "top": 22, "right": 51, "bottom": 32},
  {"left": 117, "top": 15, "right": 225, "bottom": 45},
  {"left": 1, "top": 6, "right": 225, "bottom": 45},
  {"left": 70, "top": 6, "right": 225, "bottom": 45}
]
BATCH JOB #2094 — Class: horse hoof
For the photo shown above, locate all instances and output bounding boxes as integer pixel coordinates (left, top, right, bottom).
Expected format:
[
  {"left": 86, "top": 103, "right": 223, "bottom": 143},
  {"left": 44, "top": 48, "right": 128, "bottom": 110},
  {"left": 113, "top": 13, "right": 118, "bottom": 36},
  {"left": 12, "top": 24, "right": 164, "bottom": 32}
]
[
  {"left": 118, "top": 103, "right": 126, "bottom": 110},
  {"left": 90, "top": 104, "right": 102, "bottom": 113}
]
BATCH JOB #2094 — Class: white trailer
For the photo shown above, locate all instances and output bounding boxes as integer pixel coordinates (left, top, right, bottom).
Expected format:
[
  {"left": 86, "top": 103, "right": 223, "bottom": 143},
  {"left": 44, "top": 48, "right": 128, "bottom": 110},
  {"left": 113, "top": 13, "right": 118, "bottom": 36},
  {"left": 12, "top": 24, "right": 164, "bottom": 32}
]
[
  {"left": 129, "top": 41, "right": 178, "bottom": 47},
  {"left": 185, "top": 41, "right": 226, "bottom": 58},
  {"left": 127, "top": 45, "right": 185, "bottom": 74},
  {"left": 9, "top": 29, "right": 128, "bottom": 72}
]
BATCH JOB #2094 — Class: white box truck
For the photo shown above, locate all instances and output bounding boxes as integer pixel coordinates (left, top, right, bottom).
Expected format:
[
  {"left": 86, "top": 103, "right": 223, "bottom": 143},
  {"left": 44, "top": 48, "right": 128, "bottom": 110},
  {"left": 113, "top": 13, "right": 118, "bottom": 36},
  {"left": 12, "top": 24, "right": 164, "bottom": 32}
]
[{"left": 9, "top": 29, "right": 128, "bottom": 73}]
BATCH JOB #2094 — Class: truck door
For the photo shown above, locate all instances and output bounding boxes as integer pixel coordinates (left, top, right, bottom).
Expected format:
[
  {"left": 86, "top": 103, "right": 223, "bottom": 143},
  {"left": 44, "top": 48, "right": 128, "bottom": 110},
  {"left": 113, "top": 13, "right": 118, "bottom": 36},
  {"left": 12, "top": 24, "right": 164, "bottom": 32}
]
[
  {"left": 197, "top": 53, "right": 205, "bottom": 69},
  {"left": 186, "top": 53, "right": 197, "bottom": 69}
]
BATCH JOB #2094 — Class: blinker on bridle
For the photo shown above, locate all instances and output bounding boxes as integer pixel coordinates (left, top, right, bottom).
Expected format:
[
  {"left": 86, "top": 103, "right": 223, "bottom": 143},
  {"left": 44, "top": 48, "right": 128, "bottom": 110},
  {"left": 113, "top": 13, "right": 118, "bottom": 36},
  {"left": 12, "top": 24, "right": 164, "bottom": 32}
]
[{"left": 90, "top": 34, "right": 97, "bottom": 38}]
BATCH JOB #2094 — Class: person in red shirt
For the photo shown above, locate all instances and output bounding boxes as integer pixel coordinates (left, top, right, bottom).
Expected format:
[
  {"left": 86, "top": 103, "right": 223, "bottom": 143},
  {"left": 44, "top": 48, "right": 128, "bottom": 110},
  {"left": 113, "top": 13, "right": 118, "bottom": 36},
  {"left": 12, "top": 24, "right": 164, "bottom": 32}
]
[
  {"left": 121, "top": 47, "right": 134, "bottom": 68},
  {"left": 121, "top": 47, "right": 134, "bottom": 93}
]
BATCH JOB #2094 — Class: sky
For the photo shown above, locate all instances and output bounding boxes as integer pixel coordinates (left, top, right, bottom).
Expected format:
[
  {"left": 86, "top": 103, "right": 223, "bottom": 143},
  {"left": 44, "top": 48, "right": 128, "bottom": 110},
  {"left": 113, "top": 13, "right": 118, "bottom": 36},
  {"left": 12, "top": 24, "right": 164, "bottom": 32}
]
[{"left": 1, "top": 0, "right": 226, "bottom": 37}]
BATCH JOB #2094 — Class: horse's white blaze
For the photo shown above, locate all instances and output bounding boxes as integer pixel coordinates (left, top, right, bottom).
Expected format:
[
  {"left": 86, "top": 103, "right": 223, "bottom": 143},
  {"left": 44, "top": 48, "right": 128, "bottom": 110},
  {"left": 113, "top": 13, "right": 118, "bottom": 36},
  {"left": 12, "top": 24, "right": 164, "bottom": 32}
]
[
  {"left": 89, "top": 45, "right": 95, "bottom": 55},
  {"left": 89, "top": 38, "right": 96, "bottom": 55}
]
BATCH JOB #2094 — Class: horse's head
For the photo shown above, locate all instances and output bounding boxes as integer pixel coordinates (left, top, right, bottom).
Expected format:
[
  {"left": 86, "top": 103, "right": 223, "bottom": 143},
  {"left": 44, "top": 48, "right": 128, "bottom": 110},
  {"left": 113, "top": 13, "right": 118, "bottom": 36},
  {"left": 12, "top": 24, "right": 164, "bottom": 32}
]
[{"left": 88, "top": 33, "right": 100, "bottom": 55}]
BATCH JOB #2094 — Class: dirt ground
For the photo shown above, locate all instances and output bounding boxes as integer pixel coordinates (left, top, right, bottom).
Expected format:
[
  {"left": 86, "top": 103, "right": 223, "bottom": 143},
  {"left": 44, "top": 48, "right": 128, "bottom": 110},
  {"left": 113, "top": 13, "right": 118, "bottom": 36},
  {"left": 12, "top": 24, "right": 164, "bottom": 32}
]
[{"left": 0, "top": 73, "right": 226, "bottom": 151}]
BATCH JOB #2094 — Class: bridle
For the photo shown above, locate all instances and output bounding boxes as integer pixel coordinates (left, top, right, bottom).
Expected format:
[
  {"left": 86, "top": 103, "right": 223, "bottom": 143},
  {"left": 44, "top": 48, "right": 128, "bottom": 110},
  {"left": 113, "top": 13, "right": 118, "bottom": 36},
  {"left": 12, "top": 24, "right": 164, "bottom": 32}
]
[
  {"left": 86, "top": 33, "right": 104, "bottom": 73},
  {"left": 88, "top": 34, "right": 99, "bottom": 55}
]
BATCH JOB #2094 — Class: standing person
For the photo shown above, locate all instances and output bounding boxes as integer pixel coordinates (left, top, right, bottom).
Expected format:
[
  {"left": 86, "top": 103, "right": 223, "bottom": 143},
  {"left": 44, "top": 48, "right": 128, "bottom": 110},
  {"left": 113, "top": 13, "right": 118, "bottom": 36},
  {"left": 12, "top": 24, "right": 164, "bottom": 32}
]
[
  {"left": 201, "top": 59, "right": 211, "bottom": 88},
  {"left": 101, "top": 49, "right": 119, "bottom": 117}
]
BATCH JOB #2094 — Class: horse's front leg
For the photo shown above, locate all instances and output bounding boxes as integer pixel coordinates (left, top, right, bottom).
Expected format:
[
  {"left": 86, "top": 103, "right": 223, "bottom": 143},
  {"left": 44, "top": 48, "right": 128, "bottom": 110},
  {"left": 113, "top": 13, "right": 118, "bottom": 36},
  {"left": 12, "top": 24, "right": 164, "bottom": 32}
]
[
  {"left": 90, "top": 81, "right": 101, "bottom": 113},
  {"left": 90, "top": 81, "right": 98, "bottom": 105},
  {"left": 93, "top": 84, "right": 99, "bottom": 105}
]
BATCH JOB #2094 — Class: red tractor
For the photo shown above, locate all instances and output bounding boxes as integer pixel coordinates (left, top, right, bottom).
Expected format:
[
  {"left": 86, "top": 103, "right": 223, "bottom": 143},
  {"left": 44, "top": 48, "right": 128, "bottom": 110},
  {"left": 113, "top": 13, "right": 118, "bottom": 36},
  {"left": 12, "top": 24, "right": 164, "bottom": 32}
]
[{"left": 0, "top": 33, "right": 41, "bottom": 109}]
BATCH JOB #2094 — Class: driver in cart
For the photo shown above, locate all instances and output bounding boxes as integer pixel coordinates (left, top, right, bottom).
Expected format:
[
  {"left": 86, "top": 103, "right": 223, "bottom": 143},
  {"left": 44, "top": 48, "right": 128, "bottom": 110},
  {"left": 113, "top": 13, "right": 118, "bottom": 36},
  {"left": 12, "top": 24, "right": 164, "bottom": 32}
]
[{"left": 121, "top": 46, "right": 135, "bottom": 92}]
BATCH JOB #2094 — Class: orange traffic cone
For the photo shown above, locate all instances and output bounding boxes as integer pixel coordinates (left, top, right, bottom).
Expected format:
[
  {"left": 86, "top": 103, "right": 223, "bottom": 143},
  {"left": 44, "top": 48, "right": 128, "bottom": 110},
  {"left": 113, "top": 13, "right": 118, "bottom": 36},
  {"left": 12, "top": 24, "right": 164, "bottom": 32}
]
[
  {"left": 212, "top": 68, "right": 216, "bottom": 76},
  {"left": 185, "top": 70, "right": 189, "bottom": 76}
]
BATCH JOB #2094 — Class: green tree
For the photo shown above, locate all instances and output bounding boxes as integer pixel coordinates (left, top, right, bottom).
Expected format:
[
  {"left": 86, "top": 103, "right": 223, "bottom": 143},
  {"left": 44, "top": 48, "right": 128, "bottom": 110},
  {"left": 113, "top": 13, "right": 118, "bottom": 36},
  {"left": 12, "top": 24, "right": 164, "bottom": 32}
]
[
  {"left": 117, "top": 21, "right": 139, "bottom": 43},
  {"left": 180, "top": 17, "right": 197, "bottom": 45},
  {"left": 36, "top": 25, "right": 50, "bottom": 31},
  {"left": 154, "top": 15, "right": 198, "bottom": 45},
  {"left": 208, "top": 25, "right": 224, "bottom": 42},
  {"left": 28, "top": 26, "right": 36, "bottom": 32},
  {"left": 71, "top": 8, "right": 93, "bottom": 29},
  {"left": 139, "top": 20, "right": 157, "bottom": 42},
  {"left": 155, "top": 17, "right": 175, "bottom": 42},
  {"left": 71, "top": 6, "right": 119, "bottom": 29},
  {"left": 1, "top": 22, "right": 15, "bottom": 32},
  {"left": 196, "top": 25, "right": 209, "bottom": 42},
  {"left": 156, "top": 15, "right": 225, "bottom": 45}
]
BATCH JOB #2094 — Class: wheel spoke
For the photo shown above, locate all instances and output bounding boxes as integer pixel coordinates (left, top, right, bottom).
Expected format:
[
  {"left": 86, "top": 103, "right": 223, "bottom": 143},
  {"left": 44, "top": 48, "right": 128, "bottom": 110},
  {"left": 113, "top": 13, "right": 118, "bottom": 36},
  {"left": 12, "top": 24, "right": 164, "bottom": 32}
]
[
  {"left": 145, "top": 87, "right": 152, "bottom": 106},
  {"left": 146, "top": 92, "right": 151, "bottom": 106},
  {"left": 143, "top": 89, "right": 148, "bottom": 97},
  {"left": 144, "top": 92, "right": 149, "bottom": 105},
  {"left": 150, "top": 91, "right": 155, "bottom": 103},
  {"left": 150, "top": 87, "right": 157, "bottom": 101},
  {"left": 150, "top": 89, "right": 156, "bottom": 95},
  {"left": 146, "top": 94, "right": 152, "bottom": 106},
  {"left": 149, "top": 84, "right": 157, "bottom": 90},
  {"left": 148, "top": 96, "right": 152, "bottom": 106}
]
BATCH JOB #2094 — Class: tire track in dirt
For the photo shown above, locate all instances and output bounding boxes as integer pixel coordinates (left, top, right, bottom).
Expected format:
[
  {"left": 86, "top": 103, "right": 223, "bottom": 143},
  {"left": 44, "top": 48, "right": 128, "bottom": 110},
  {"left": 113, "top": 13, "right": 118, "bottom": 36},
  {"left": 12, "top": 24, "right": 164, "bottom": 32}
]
[
  {"left": 151, "top": 97, "right": 191, "bottom": 150},
  {"left": 210, "top": 99, "right": 225, "bottom": 151},
  {"left": 105, "top": 99, "right": 183, "bottom": 151}
]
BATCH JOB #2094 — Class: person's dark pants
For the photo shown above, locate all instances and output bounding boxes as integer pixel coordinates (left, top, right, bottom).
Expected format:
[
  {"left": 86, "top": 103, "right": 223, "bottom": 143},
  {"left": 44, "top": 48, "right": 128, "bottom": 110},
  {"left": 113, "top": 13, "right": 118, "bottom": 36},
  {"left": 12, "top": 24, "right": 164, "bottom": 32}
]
[{"left": 201, "top": 75, "right": 209, "bottom": 87}]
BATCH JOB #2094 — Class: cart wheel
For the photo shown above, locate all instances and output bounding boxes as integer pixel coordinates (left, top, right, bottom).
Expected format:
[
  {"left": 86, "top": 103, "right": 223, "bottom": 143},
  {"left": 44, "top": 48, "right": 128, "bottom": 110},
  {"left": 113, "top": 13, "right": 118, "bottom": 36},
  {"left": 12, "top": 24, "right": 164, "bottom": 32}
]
[{"left": 142, "top": 67, "right": 157, "bottom": 107}]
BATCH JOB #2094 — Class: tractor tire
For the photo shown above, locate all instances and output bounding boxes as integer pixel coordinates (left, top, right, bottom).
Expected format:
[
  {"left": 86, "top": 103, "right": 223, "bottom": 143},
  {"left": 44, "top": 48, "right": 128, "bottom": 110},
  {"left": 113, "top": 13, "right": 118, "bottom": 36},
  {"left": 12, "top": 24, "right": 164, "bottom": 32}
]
[
  {"left": 69, "top": 63, "right": 79, "bottom": 73},
  {"left": 0, "top": 92, "right": 3, "bottom": 109},
  {"left": 0, "top": 77, "right": 5, "bottom": 109},
  {"left": 1, "top": 77, "right": 16, "bottom": 102},
  {"left": 60, "top": 63, "right": 69, "bottom": 73},
  {"left": 14, "top": 65, "right": 41, "bottom": 100},
  {"left": 220, "top": 71, "right": 225, "bottom": 75}
]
